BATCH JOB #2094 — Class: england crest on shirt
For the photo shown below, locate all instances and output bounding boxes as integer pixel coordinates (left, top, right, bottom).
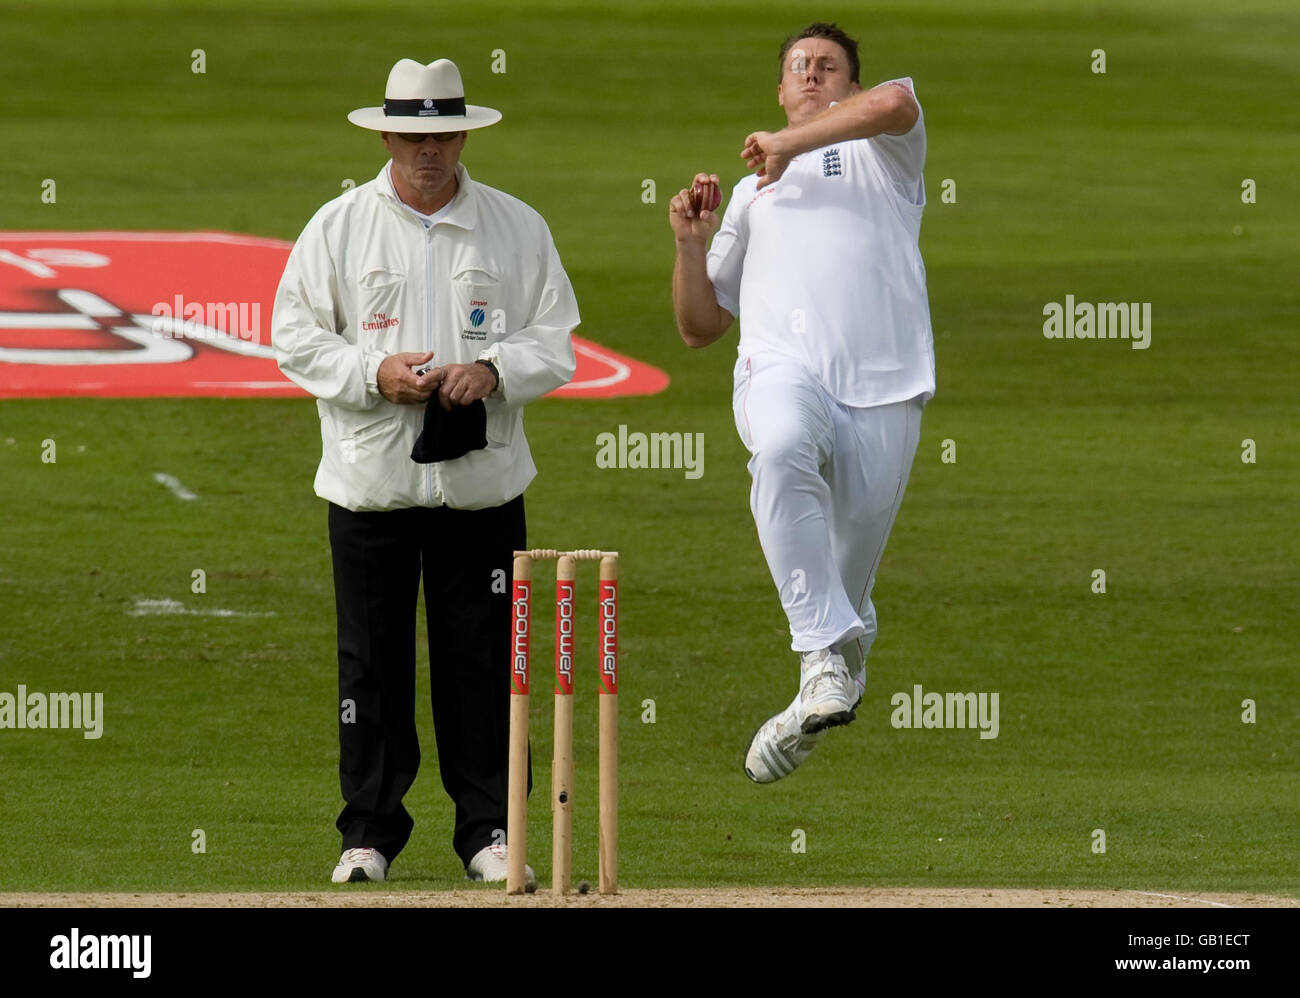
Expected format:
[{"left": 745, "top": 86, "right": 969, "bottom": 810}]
[{"left": 822, "top": 148, "right": 843, "bottom": 177}]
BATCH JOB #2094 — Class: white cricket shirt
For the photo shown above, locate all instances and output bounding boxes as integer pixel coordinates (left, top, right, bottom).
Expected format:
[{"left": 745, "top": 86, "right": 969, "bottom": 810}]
[{"left": 707, "top": 77, "right": 936, "bottom": 407}]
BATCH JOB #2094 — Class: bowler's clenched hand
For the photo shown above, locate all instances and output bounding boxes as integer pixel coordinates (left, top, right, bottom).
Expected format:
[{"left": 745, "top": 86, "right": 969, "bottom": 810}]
[
  {"left": 742, "top": 131, "right": 792, "bottom": 189},
  {"left": 669, "top": 172, "right": 723, "bottom": 243}
]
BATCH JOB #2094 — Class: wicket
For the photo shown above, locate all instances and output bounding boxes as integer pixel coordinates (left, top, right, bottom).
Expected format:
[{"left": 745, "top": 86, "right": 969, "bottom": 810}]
[{"left": 507, "top": 548, "right": 619, "bottom": 896}]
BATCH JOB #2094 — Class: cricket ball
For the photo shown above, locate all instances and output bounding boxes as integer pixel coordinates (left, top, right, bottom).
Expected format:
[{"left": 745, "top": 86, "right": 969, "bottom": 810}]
[{"left": 690, "top": 180, "right": 721, "bottom": 214}]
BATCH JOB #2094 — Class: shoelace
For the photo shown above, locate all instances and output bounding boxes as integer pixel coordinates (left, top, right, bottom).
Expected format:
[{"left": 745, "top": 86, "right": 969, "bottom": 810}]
[
  {"left": 772, "top": 711, "right": 822, "bottom": 753},
  {"left": 803, "top": 668, "right": 844, "bottom": 699},
  {"left": 340, "top": 847, "right": 377, "bottom": 864}
]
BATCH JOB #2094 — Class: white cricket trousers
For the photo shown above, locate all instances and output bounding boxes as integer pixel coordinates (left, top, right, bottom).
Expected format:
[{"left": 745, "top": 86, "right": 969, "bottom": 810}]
[{"left": 732, "top": 353, "right": 924, "bottom": 658}]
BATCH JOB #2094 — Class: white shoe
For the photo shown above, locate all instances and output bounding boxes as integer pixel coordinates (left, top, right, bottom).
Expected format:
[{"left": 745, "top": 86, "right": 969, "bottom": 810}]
[
  {"left": 744, "top": 696, "right": 826, "bottom": 784},
  {"left": 332, "top": 846, "right": 388, "bottom": 883},
  {"left": 798, "top": 648, "right": 857, "bottom": 734},
  {"left": 466, "top": 843, "right": 536, "bottom": 889}
]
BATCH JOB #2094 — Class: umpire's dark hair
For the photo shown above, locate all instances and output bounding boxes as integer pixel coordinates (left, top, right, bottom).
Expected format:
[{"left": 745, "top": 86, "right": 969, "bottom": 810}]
[{"left": 778, "top": 22, "right": 860, "bottom": 84}]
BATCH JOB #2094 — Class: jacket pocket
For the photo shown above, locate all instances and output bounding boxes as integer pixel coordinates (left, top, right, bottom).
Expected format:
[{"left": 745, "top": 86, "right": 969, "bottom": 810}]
[
  {"left": 332, "top": 408, "right": 404, "bottom": 509},
  {"left": 356, "top": 268, "right": 407, "bottom": 348},
  {"left": 482, "top": 396, "right": 514, "bottom": 447},
  {"left": 451, "top": 268, "right": 503, "bottom": 350}
]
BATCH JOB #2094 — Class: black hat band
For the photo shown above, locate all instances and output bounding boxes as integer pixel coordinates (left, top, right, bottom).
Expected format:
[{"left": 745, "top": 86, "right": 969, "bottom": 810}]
[{"left": 383, "top": 96, "right": 467, "bottom": 117}]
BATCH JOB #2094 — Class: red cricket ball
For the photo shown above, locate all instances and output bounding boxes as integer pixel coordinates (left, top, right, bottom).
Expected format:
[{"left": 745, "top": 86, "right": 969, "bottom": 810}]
[{"left": 690, "top": 180, "right": 722, "bottom": 214}]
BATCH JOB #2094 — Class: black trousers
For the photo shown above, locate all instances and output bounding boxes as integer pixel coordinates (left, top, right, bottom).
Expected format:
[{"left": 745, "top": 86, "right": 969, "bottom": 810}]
[{"left": 328, "top": 496, "right": 528, "bottom": 868}]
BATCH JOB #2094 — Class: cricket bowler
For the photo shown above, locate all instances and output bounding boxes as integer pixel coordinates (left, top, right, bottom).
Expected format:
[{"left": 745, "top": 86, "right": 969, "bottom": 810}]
[{"left": 668, "top": 22, "right": 935, "bottom": 781}]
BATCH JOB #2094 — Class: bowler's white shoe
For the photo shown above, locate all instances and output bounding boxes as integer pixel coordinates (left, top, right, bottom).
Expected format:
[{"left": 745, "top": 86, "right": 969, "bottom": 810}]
[
  {"left": 798, "top": 648, "right": 858, "bottom": 733},
  {"left": 332, "top": 847, "right": 388, "bottom": 883},
  {"left": 466, "top": 843, "right": 536, "bottom": 888},
  {"left": 744, "top": 696, "right": 826, "bottom": 784}
]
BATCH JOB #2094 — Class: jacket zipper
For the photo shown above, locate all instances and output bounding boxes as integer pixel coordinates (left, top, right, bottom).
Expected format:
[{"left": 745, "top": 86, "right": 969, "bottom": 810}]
[{"left": 425, "top": 230, "right": 435, "bottom": 506}]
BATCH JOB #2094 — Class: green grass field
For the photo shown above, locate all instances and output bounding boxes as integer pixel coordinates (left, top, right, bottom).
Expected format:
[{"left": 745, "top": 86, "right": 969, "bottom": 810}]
[{"left": 0, "top": 0, "right": 1296, "bottom": 897}]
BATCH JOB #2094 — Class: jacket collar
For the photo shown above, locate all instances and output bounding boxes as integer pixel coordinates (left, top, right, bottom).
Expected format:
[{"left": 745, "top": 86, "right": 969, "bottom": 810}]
[{"left": 375, "top": 160, "right": 478, "bottom": 231}]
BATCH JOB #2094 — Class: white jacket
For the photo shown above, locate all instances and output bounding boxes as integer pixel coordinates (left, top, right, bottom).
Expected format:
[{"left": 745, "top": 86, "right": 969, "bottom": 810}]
[{"left": 273, "top": 161, "right": 579, "bottom": 511}]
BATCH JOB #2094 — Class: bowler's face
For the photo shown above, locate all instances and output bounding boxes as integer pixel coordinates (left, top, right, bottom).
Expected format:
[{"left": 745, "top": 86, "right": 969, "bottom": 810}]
[
  {"left": 777, "top": 37, "right": 860, "bottom": 127},
  {"left": 382, "top": 130, "right": 467, "bottom": 208}
]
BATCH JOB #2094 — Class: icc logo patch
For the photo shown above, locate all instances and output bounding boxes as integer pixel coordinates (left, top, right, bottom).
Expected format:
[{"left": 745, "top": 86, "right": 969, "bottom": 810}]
[{"left": 462, "top": 298, "right": 488, "bottom": 341}]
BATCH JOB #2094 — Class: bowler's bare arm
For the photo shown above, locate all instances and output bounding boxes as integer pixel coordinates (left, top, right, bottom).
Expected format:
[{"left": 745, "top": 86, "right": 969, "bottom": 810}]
[
  {"left": 669, "top": 171, "right": 733, "bottom": 349},
  {"left": 743, "top": 82, "right": 920, "bottom": 188}
]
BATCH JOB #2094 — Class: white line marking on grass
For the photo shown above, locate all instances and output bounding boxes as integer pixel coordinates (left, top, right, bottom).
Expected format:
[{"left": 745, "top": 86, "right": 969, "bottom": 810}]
[
  {"left": 129, "top": 599, "right": 274, "bottom": 618},
  {"left": 0, "top": 231, "right": 293, "bottom": 249},
  {"left": 154, "top": 472, "right": 198, "bottom": 501},
  {"left": 552, "top": 340, "right": 631, "bottom": 392},
  {"left": 190, "top": 381, "right": 290, "bottom": 389},
  {"left": 1128, "top": 890, "right": 1236, "bottom": 908}
]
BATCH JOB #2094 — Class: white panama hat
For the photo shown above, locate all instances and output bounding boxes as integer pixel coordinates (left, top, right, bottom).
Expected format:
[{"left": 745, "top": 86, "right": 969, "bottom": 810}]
[{"left": 347, "top": 58, "right": 502, "bottom": 132}]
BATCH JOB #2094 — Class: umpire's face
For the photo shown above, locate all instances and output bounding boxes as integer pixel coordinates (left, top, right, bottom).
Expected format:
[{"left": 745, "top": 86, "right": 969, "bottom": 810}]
[
  {"left": 778, "top": 37, "right": 860, "bottom": 127},
  {"left": 382, "top": 129, "right": 467, "bottom": 208}
]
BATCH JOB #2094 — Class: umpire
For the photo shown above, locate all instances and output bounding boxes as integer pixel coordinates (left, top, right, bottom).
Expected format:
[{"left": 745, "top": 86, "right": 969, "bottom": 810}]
[{"left": 272, "top": 58, "right": 579, "bottom": 885}]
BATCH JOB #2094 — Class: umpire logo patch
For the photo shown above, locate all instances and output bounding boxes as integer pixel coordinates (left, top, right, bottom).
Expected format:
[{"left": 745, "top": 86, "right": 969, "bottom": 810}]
[
  {"left": 822, "top": 148, "right": 843, "bottom": 177},
  {"left": 462, "top": 298, "right": 488, "bottom": 340}
]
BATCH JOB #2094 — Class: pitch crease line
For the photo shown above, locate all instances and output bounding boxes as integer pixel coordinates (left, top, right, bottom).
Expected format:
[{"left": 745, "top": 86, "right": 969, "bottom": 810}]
[{"left": 1126, "top": 890, "right": 1236, "bottom": 908}]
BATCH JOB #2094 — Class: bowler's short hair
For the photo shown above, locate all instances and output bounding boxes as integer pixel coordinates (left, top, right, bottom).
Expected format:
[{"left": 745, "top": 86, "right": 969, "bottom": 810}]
[{"left": 778, "top": 22, "right": 861, "bottom": 84}]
